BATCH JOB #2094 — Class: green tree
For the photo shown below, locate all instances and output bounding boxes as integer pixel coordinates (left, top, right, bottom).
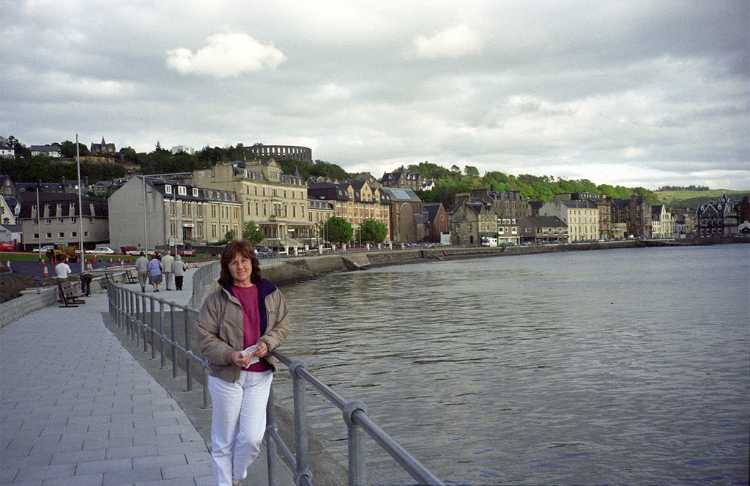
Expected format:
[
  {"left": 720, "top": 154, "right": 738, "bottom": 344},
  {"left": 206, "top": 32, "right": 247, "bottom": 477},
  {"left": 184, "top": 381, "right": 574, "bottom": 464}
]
[
  {"left": 359, "top": 218, "right": 387, "bottom": 243},
  {"left": 224, "top": 229, "right": 236, "bottom": 242},
  {"left": 60, "top": 140, "right": 89, "bottom": 158},
  {"left": 464, "top": 165, "right": 480, "bottom": 177},
  {"left": 242, "top": 221, "right": 265, "bottom": 245},
  {"left": 324, "top": 216, "right": 353, "bottom": 244}
]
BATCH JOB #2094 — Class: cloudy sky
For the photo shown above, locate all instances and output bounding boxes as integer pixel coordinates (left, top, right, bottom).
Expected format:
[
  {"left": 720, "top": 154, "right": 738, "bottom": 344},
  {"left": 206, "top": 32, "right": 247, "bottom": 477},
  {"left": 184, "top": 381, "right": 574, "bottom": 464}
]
[{"left": 2, "top": 0, "right": 748, "bottom": 189}]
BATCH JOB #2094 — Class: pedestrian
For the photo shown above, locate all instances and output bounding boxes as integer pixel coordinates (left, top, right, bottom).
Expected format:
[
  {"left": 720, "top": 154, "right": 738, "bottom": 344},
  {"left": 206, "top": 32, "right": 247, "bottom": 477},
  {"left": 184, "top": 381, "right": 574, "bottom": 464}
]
[
  {"left": 135, "top": 251, "right": 149, "bottom": 293},
  {"left": 54, "top": 256, "right": 72, "bottom": 279},
  {"left": 147, "top": 252, "right": 162, "bottom": 292},
  {"left": 197, "top": 240, "right": 289, "bottom": 486},
  {"left": 173, "top": 254, "right": 187, "bottom": 291},
  {"left": 162, "top": 251, "right": 175, "bottom": 290}
]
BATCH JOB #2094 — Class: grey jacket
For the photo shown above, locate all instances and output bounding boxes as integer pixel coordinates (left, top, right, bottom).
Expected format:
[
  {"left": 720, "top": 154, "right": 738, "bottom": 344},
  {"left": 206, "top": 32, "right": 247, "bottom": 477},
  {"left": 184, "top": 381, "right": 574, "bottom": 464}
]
[
  {"left": 197, "top": 279, "right": 289, "bottom": 383},
  {"left": 135, "top": 256, "right": 148, "bottom": 273}
]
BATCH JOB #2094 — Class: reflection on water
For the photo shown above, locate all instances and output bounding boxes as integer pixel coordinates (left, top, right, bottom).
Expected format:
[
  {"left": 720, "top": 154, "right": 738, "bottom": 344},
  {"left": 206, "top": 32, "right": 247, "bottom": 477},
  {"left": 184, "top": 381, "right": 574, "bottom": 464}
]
[{"left": 273, "top": 245, "right": 750, "bottom": 484}]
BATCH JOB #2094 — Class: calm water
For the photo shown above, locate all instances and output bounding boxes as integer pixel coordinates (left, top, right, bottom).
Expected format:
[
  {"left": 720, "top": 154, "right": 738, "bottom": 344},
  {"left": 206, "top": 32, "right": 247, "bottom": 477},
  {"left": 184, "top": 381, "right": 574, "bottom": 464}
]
[{"left": 274, "top": 245, "right": 750, "bottom": 485}]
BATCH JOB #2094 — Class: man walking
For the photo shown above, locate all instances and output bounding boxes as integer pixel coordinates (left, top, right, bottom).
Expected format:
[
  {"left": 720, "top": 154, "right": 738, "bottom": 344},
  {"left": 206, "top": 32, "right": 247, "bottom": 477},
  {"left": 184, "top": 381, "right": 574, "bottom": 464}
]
[
  {"left": 55, "top": 256, "right": 72, "bottom": 279},
  {"left": 161, "top": 251, "right": 175, "bottom": 290},
  {"left": 135, "top": 251, "right": 149, "bottom": 293}
]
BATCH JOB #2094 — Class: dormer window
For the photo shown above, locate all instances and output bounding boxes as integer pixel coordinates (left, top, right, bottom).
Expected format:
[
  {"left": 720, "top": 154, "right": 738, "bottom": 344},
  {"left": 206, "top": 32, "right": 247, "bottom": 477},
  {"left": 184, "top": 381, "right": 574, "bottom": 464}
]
[
  {"left": 165, "top": 185, "right": 172, "bottom": 195},
  {"left": 178, "top": 186, "right": 187, "bottom": 196},
  {"left": 192, "top": 188, "right": 199, "bottom": 197}
]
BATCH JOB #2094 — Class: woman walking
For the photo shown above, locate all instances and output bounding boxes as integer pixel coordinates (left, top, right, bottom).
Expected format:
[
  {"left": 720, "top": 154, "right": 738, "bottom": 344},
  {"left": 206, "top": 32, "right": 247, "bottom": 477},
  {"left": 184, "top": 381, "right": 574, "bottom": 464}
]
[
  {"left": 147, "top": 252, "right": 162, "bottom": 292},
  {"left": 197, "top": 240, "right": 289, "bottom": 486}
]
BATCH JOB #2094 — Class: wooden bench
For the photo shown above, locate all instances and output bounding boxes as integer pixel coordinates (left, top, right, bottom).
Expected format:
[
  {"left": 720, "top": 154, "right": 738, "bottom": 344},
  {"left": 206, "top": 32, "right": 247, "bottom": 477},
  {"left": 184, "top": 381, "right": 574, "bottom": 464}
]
[{"left": 58, "top": 280, "right": 86, "bottom": 307}]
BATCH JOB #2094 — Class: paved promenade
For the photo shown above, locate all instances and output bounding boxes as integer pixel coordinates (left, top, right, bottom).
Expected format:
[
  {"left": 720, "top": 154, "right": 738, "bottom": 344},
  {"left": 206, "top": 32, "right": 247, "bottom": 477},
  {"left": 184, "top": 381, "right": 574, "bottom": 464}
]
[{"left": 0, "top": 270, "right": 278, "bottom": 486}]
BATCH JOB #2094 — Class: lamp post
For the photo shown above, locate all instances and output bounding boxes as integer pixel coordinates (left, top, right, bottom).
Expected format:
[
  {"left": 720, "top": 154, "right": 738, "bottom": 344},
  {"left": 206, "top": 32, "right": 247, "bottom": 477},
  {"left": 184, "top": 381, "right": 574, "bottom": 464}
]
[{"left": 75, "top": 133, "right": 85, "bottom": 272}]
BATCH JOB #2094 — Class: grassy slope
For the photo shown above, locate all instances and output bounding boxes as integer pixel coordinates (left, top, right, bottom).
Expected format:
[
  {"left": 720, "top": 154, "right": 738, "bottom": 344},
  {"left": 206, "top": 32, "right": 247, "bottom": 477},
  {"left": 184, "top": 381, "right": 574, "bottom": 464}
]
[{"left": 655, "top": 189, "right": 750, "bottom": 208}]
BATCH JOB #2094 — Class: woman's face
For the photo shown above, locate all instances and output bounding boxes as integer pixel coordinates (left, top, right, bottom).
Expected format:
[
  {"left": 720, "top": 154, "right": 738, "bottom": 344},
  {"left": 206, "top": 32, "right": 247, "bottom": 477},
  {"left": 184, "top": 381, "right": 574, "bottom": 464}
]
[{"left": 228, "top": 253, "right": 253, "bottom": 286}]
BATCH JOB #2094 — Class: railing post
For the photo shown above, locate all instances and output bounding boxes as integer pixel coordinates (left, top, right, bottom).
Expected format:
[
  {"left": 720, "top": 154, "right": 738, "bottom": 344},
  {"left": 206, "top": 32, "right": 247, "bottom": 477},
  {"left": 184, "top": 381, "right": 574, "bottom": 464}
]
[
  {"left": 141, "top": 292, "right": 147, "bottom": 352},
  {"left": 156, "top": 301, "right": 164, "bottom": 369},
  {"left": 344, "top": 400, "right": 368, "bottom": 486},
  {"left": 156, "top": 298, "right": 163, "bottom": 369},
  {"left": 170, "top": 303, "right": 177, "bottom": 378},
  {"left": 288, "top": 359, "right": 312, "bottom": 485},
  {"left": 266, "top": 386, "right": 277, "bottom": 486},
  {"left": 147, "top": 294, "right": 155, "bottom": 359},
  {"left": 184, "top": 309, "right": 192, "bottom": 391},
  {"left": 147, "top": 297, "right": 156, "bottom": 353}
]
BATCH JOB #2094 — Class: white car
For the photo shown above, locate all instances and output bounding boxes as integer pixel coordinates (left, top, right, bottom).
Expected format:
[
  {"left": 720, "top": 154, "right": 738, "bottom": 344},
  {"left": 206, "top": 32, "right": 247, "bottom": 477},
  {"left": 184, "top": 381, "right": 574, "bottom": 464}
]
[
  {"left": 88, "top": 246, "right": 116, "bottom": 255},
  {"left": 33, "top": 244, "right": 56, "bottom": 253}
]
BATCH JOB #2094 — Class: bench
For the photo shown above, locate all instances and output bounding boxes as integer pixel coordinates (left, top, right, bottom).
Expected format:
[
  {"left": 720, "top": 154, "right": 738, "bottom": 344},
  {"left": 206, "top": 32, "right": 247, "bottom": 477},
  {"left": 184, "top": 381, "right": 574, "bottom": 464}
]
[{"left": 58, "top": 280, "right": 86, "bottom": 307}]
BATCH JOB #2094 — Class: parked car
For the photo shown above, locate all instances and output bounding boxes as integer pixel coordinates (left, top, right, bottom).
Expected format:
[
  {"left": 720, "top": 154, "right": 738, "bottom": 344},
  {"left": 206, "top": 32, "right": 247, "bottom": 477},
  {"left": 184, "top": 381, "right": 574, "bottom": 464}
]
[
  {"left": 254, "top": 246, "right": 273, "bottom": 258},
  {"left": 33, "top": 244, "right": 56, "bottom": 253},
  {"left": 0, "top": 241, "right": 17, "bottom": 252},
  {"left": 89, "top": 246, "right": 116, "bottom": 255},
  {"left": 178, "top": 246, "right": 196, "bottom": 257}
]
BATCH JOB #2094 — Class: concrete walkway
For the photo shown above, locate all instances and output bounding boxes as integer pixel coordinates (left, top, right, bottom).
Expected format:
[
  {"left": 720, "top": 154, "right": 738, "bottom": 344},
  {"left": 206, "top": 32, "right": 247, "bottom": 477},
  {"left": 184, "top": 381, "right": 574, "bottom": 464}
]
[{"left": 0, "top": 269, "right": 281, "bottom": 486}]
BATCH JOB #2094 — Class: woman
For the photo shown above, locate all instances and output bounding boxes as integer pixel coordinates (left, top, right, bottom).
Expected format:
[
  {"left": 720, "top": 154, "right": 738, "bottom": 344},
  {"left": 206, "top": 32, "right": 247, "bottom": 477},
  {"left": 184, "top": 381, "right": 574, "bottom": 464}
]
[
  {"left": 197, "top": 240, "right": 289, "bottom": 486},
  {"left": 147, "top": 252, "right": 162, "bottom": 292}
]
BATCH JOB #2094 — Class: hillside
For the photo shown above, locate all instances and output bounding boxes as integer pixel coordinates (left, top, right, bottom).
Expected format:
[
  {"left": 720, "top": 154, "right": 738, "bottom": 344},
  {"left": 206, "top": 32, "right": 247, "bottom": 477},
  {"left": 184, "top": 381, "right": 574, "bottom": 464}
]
[{"left": 655, "top": 189, "right": 750, "bottom": 208}]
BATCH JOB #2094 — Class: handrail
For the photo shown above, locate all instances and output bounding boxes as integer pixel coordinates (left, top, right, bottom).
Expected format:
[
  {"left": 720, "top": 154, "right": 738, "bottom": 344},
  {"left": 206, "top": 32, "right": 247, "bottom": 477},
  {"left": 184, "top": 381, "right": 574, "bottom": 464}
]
[{"left": 107, "top": 282, "right": 445, "bottom": 486}]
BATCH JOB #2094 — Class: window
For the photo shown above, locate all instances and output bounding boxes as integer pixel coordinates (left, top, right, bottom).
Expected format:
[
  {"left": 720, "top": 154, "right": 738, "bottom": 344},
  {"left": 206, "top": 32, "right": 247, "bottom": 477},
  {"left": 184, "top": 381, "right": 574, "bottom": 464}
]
[
  {"left": 58, "top": 232, "right": 64, "bottom": 238},
  {"left": 34, "top": 233, "right": 39, "bottom": 239},
  {"left": 178, "top": 186, "right": 187, "bottom": 196},
  {"left": 46, "top": 219, "right": 51, "bottom": 224},
  {"left": 72, "top": 232, "right": 77, "bottom": 237},
  {"left": 46, "top": 232, "right": 52, "bottom": 238},
  {"left": 193, "top": 188, "right": 199, "bottom": 197},
  {"left": 165, "top": 185, "right": 172, "bottom": 194}
]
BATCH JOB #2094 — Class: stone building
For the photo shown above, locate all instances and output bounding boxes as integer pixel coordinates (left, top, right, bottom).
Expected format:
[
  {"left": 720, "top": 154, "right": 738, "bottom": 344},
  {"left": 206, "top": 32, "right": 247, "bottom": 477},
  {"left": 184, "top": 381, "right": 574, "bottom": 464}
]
[
  {"left": 29, "top": 144, "right": 62, "bottom": 158},
  {"left": 90, "top": 137, "right": 117, "bottom": 156},
  {"left": 539, "top": 199, "right": 599, "bottom": 242},
  {"left": 671, "top": 208, "right": 696, "bottom": 238},
  {"left": 518, "top": 216, "right": 568, "bottom": 244},
  {"left": 597, "top": 198, "right": 612, "bottom": 240},
  {"left": 308, "top": 179, "right": 391, "bottom": 241},
  {"left": 497, "top": 218, "right": 520, "bottom": 245},
  {"left": 108, "top": 176, "right": 241, "bottom": 250},
  {"left": 380, "top": 166, "right": 422, "bottom": 192},
  {"left": 245, "top": 144, "right": 312, "bottom": 162},
  {"left": 470, "top": 189, "right": 530, "bottom": 220},
  {"left": 192, "top": 160, "right": 313, "bottom": 247},
  {"left": 307, "top": 199, "right": 335, "bottom": 245},
  {"left": 449, "top": 195, "right": 497, "bottom": 246},
  {"left": 19, "top": 192, "right": 108, "bottom": 250},
  {"left": 650, "top": 205, "right": 674, "bottom": 239},
  {"left": 696, "top": 194, "right": 738, "bottom": 238},
  {"left": 612, "top": 195, "right": 652, "bottom": 238},
  {"left": 0, "top": 140, "right": 14, "bottom": 159},
  {"left": 423, "top": 203, "right": 448, "bottom": 242},
  {"left": 381, "top": 187, "right": 423, "bottom": 243}
]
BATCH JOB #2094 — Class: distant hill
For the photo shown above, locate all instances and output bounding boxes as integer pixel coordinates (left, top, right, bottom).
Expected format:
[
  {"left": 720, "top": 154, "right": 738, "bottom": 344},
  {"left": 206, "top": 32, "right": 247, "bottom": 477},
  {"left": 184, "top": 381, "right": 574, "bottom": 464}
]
[{"left": 656, "top": 189, "right": 750, "bottom": 208}]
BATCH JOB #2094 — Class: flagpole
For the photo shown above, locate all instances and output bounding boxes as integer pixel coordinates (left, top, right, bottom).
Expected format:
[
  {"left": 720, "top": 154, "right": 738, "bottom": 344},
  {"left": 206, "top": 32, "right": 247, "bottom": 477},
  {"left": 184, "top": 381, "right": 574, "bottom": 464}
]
[{"left": 76, "top": 134, "right": 85, "bottom": 273}]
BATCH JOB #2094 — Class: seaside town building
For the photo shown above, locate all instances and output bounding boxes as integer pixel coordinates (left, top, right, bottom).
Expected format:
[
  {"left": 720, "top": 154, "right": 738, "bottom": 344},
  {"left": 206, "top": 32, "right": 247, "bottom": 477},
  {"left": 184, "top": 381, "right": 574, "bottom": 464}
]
[
  {"left": 192, "top": 160, "right": 312, "bottom": 247},
  {"left": 449, "top": 194, "right": 497, "bottom": 245},
  {"left": 19, "top": 192, "right": 108, "bottom": 250},
  {"left": 380, "top": 166, "right": 422, "bottom": 192},
  {"left": 381, "top": 187, "right": 424, "bottom": 243},
  {"left": 650, "top": 205, "right": 674, "bottom": 239},
  {"left": 0, "top": 140, "right": 14, "bottom": 159},
  {"left": 0, "top": 195, "right": 21, "bottom": 244},
  {"left": 307, "top": 199, "right": 335, "bottom": 245},
  {"left": 518, "top": 216, "right": 568, "bottom": 244},
  {"left": 470, "top": 189, "right": 530, "bottom": 220},
  {"left": 671, "top": 208, "right": 696, "bottom": 238},
  {"left": 538, "top": 199, "right": 599, "bottom": 242},
  {"left": 108, "top": 176, "right": 241, "bottom": 250},
  {"left": 422, "top": 203, "right": 449, "bottom": 243},
  {"left": 696, "top": 194, "right": 739, "bottom": 238},
  {"left": 307, "top": 179, "right": 391, "bottom": 242},
  {"left": 611, "top": 195, "right": 652, "bottom": 238},
  {"left": 497, "top": 218, "right": 520, "bottom": 245}
]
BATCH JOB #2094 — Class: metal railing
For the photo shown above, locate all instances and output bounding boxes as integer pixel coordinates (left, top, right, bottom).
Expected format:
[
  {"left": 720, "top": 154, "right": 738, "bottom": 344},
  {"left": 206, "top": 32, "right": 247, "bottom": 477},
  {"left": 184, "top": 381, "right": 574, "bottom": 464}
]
[{"left": 107, "top": 283, "right": 444, "bottom": 486}]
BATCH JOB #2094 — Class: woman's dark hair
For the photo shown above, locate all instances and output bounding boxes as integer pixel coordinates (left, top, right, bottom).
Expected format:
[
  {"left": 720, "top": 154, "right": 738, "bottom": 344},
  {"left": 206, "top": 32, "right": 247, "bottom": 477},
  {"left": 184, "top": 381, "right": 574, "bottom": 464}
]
[{"left": 218, "top": 240, "right": 261, "bottom": 288}]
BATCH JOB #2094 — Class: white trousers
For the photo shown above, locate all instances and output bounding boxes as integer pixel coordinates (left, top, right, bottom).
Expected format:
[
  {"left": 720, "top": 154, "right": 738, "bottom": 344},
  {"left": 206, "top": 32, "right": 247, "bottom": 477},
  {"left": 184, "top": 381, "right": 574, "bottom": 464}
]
[{"left": 208, "top": 371, "right": 273, "bottom": 486}]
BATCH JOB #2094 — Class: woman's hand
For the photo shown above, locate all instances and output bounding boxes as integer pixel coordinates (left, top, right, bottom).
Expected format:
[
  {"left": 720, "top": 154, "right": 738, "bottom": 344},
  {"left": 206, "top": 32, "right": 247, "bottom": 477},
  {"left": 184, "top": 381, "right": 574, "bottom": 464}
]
[
  {"left": 254, "top": 341, "right": 269, "bottom": 358},
  {"left": 231, "top": 351, "right": 251, "bottom": 368}
]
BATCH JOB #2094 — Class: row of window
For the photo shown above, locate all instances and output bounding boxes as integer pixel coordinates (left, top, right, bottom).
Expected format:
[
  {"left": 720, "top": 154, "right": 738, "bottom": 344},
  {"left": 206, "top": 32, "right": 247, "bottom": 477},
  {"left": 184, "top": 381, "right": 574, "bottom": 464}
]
[
  {"left": 33, "top": 231, "right": 88, "bottom": 239},
  {"left": 244, "top": 185, "right": 306, "bottom": 200}
]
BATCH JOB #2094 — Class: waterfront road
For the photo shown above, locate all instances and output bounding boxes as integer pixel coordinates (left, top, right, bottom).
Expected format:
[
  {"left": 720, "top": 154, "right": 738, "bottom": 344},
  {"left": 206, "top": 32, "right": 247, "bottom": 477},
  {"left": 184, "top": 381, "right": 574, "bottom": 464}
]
[{"left": 0, "top": 269, "right": 278, "bottom": 486}]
